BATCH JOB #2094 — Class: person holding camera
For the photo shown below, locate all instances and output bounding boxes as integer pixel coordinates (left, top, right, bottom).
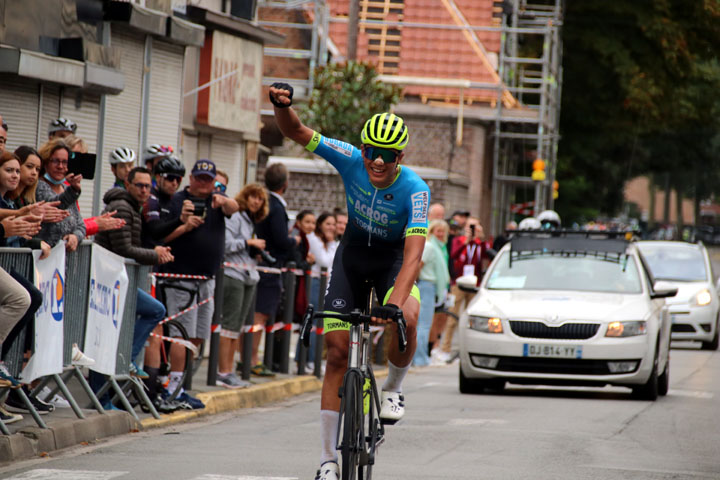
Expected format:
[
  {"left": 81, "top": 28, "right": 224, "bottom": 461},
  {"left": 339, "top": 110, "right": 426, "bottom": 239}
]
[
  {"left": 218, "top": 183, "right": 269, "bottom": 388},
  {"left": 161, "top": 159, "right": 238, "bottom": 407},
  {"left": 434, "top": 217, "right": 489, "bottom": 363}
]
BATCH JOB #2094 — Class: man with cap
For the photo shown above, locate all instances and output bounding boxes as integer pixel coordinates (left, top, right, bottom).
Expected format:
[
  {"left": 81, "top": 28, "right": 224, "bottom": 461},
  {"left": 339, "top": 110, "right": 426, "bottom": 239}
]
[{"left": 160, "top": 159, "right": 239, "bottom": 409}]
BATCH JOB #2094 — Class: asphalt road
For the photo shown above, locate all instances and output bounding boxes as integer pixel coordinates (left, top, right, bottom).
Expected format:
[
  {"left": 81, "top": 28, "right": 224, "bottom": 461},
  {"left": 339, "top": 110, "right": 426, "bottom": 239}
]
[{"left": 1, "top": 345, "right": 718, "bottom": 480}]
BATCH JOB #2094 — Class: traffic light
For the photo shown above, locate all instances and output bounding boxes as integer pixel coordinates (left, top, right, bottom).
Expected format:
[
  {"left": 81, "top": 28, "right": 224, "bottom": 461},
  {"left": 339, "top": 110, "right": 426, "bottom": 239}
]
[
  {"left": 531, "top": 158, "right": 546, "bottom": 181},
  {"left": 553, "top": 180, "right": 559, "bottom": 199}
]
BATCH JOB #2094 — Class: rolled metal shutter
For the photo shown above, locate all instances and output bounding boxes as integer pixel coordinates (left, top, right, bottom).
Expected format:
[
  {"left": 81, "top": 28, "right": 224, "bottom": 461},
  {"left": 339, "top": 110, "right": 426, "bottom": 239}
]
[
  {"left": 210, "top": 136, "right": 244, "bottom": 197},
  {"left": 101, "top": 30, "right": 144, "bottom": 202},
  {"left": 62, "top": 91, "right": 101, "bottom": 217},
  {"left": 0, "top": 74, "right": 40, "bottom": 150},
  {"left": 147, "top": 40, "right": 184, "bottom": 150},
  {"left": 39, "top": 84, "right": 61, "bottom": 146}
]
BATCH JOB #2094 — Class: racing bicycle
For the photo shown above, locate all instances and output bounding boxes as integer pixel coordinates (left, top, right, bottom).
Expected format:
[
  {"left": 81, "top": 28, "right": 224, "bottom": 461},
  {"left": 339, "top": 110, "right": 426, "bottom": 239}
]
[{"left": 300, "top": 292, "right": 407, "bottom": 480}]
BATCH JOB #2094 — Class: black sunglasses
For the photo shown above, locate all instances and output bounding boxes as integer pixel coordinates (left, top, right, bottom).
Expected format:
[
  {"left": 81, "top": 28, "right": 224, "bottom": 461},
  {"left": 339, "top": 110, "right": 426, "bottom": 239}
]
[
  {"left": 364, "top": 145, "right": 398, "bottom": 164},
  {"left": 161, "top": 174, "right": 182, "bottom": 182}
]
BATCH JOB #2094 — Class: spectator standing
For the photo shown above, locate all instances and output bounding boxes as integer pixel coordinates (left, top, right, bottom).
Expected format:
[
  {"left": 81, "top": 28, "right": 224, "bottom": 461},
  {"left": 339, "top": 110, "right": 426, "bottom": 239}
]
[
  {"left": 109, "top": 147, "right": 137, "bottom": 189},
  {"left": 332, "top": 208, "right": 347, "bottom": 241},
  {"left": 299, "top": 212, "right": 338, "bottom": 371},
  {"left": 435, "top": 217, "right": 488, "bottom": 363},
  {"left": 36, "top": 139, "right": 85, "bottom": 251},
  {"left": 219, "top": 183, "right": 269, "bottom": 388},
  {"left": 48, "top": 118, "right": 77, "bottom": 140},
  {"left": 161, "top": 159, "right": 238, "bottom": 407},
  {"left": 144, "top": 144, "right": 173, "bottom": 187},
  {"left": 427, "top": 203, "right": 450, "bottom": 355},
  {"left": 142, "top": 156, "right": 186, "bottom": 248},
  {"left": 0, "top": 120, "right": 6, "bottom": 154},
  {"left": 414, "top": 219, "right": 450, "bottom": 367},
  {"left": 428, "top": 203, "right": 445, "bottom": 222},
  {"left": 215, "top": 169, "right": 228, "bottom": 194},
  {"left": 251, "top": 162, "right": 298, "bottom": 376},
  {"left": 291, "top": 209, "right": 316, "bottom": 325},
  {"left": 94, "top": 166, "right": 174, "bottom": 380}
]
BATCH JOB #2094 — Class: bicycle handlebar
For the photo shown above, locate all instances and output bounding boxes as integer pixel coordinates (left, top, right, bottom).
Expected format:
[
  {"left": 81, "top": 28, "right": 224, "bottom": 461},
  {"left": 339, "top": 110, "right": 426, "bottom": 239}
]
[{"left": 300, "top": 305, "right": 407, "bottom": 353}]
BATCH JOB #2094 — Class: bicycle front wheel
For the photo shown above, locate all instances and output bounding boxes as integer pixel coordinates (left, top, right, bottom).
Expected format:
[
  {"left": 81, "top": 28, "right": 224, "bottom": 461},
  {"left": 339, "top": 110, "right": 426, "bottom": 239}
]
[{"left": 340, "top": 372, "right": 364, "bottom": 480}]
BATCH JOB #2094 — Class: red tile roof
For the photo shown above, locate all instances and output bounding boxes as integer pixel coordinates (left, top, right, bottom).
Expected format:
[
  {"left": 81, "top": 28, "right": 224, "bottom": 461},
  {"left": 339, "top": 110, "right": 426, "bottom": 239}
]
[{"left": 327, "top": 0, "right": 502, "bottom": 104}]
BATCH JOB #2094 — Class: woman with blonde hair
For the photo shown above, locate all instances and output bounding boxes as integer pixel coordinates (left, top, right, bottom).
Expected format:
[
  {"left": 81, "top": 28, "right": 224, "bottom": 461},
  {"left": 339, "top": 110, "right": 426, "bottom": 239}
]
[
  {"left": 414, "top": 219, "right": 450, "bottom": 366},
  {"left": 217, "top": 183, "right": 270, "bottom": 388}
]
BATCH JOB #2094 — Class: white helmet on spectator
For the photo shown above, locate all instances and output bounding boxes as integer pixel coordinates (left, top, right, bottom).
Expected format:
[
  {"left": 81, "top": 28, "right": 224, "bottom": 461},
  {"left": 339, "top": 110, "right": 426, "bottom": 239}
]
[
  {"left": 144, "top": 144, "right": 173, "bottom": 161},
  {"left": 518, "top": 217, "right": 541, "bottom": 230},
  {"left": 109, "top": 147, "right": 137, "bottom": 165},
  {"left": 48, "top": 117, "right": 77, "bottom": 136},
  {"left": 537, "top": 210, "right": 561, "bottom": 229}
]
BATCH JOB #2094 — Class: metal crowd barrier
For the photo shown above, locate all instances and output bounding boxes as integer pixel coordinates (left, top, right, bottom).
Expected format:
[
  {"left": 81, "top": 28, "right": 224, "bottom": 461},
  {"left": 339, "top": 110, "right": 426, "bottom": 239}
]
[
  {"left": 0, "top": 247, "right": 41, "bottom": 434},
  {"left": 95, "top": 261, "right": 159, "bottom": 421},
  {"left": 33, "top": 241, "right": 105, "bottom": 419}
]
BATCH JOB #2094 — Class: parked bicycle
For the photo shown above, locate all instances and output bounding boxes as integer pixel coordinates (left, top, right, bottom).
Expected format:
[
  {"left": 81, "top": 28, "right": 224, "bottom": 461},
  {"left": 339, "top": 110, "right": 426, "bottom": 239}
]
[{"left": 300, "top": 293, "right": 407, "bottom": 480}]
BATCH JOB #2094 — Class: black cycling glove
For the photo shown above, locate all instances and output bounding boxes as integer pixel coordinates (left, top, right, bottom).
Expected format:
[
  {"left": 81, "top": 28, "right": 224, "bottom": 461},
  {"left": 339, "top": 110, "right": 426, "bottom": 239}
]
[
  {"left": 371, "top": 303, "right": 400, "bottom": 320},
  {"left": 269, "top": 82, "right": 293, "bottom": 108}
]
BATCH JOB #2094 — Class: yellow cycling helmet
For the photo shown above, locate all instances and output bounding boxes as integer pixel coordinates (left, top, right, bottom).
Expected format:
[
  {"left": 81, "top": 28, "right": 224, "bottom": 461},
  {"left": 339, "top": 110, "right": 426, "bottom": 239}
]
[{"left": 360, "top": 113, "right": 409, "bottom": 150}]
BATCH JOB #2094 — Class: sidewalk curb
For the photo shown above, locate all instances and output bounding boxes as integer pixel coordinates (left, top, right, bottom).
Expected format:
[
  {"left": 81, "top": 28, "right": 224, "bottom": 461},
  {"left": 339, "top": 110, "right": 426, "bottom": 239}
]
[
  {"left": 0, "top": 411, "right": 140, "bottom": 464},
  {"left": 140, "top": 369, "right": 389, "bottom": 430},
  {"left": 140, "top": 375, "right": 323, "bottom": 430}
]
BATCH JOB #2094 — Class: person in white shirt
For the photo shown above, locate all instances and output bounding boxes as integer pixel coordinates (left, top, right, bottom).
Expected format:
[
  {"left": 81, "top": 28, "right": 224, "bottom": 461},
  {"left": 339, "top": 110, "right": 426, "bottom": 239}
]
[{"left": 302, "top": 212, "right": 339, "bottom": 370}]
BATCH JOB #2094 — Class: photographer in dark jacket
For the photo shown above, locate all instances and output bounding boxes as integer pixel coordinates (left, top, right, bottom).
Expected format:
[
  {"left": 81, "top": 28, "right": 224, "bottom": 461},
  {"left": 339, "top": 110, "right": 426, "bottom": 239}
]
[
  {"left": 249, "top": 162, "right": 298, "bottom": 376},
  {"left": 160, "top": 159, "right": 238, "bottom": 407}
]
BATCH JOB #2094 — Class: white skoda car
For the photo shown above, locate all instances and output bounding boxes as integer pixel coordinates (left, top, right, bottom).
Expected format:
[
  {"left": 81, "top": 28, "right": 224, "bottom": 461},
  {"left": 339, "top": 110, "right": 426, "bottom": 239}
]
[
  {"left": 457, "top": 232, "right": 677, "bottom": 400},
  {"left": 636, "top": 241, "right": 719, "bottom": 350}
]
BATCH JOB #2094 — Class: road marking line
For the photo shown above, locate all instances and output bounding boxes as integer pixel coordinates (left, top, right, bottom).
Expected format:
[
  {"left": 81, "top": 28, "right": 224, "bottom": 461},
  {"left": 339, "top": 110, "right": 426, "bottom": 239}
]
[
  {"left": 194, "top": 476, "right": 298, "bottom": 480},
  {"left": 668, "top": 389, "right": 714, "bottom": 399},
  {"left": 4, "top": 470, "right": 127, "bottom": 479},
  {"left": 448, "top": 418, "right": 507, "bottom": 426}
]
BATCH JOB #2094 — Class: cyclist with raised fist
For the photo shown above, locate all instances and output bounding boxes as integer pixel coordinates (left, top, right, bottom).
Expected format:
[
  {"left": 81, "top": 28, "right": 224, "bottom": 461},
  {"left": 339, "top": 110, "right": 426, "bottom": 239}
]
[{"left": 269, "top": 83, "right": 430, "bottom": 480}]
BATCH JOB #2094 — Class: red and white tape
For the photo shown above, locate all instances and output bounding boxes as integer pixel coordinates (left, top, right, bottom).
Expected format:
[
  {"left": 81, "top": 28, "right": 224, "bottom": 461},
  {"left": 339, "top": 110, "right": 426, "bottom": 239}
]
[
  {"left": 158, "top": 297, "right": 213, "bottom": 325},
  {"left": 151, "top": 272, "right": 211, "bottom": 280},
  {"left": 149, "top": 332, "right": 199, "bottom": 355}
]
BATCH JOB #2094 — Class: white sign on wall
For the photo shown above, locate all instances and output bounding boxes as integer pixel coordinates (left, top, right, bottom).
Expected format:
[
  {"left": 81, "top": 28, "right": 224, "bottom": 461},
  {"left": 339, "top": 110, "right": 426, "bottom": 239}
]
[
  {"left": 197, "top": 29, "right": 263, "bottom": 134},
  {"left": 83, "top": 244, "right": 129, "bottom": 376},
  {"left": 22, "top": 243, "right": 66, "bottom": 383}
]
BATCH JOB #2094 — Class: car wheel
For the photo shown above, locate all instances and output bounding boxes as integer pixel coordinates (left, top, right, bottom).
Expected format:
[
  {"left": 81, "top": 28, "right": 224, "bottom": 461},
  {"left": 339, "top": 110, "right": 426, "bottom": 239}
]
[
  {"left": 632, "top": 348, "right": 659, "bottom": 401},
  {"left": 459, "top": 366, "right": 504, "bottom": 394},
  {"left": 658, "top": 350, "right": 670, "bottom": 396},
  {"left": 700, "top": 318, "right": 719, "bottom": 350}
]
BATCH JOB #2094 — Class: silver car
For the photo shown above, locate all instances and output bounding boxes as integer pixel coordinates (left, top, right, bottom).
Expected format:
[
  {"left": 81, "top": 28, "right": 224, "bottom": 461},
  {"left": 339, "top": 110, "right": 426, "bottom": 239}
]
[
  {"left": 458, "top": 232, "right": 677, "bottom": 400},
  {"left": 636, "top": 241, "right": 719, "bottom": 350}
]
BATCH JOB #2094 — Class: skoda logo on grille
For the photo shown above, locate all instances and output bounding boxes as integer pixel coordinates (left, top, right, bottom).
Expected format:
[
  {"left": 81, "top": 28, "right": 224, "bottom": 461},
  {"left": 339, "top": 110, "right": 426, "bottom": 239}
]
[{"left": 547, "top": 314, "right": 562, "bottom": 325}]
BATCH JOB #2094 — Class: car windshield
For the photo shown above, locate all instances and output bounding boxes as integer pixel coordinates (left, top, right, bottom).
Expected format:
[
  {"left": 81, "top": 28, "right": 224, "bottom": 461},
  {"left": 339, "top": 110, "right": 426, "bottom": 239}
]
[
  {"left": 486, "top": 252, "right": 643, "bottom": 293},
  {"left": 638, "top": 244, "right": 707, "bottom": 282}
]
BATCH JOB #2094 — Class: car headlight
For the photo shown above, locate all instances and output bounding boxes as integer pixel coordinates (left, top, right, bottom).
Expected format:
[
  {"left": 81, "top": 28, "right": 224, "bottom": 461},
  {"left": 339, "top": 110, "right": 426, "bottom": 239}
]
[
  {"left": 468, "top": 315, "right": 503, "bottom": 333},
  {"left": 695, "top": 289, "right": 713, "bottom": 307},
  {"left": 606, "top": 321, "right": 647, "bottom": 337}
]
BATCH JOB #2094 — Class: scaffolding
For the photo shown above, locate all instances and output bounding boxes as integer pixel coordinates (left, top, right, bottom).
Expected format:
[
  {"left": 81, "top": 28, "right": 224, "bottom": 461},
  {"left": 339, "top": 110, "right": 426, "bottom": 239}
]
[{"left": 257, "top": 0, "right": 564, "bottom": 235}]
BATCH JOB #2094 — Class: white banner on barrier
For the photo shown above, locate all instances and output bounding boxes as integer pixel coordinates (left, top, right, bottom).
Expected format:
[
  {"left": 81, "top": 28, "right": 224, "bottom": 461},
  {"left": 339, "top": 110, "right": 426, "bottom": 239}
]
[
  {"left": 22, "top": 243, "right": 66, "bottom": 383},
  {"left": 83, "top": 244, "right": 129, "bottom": 376}
]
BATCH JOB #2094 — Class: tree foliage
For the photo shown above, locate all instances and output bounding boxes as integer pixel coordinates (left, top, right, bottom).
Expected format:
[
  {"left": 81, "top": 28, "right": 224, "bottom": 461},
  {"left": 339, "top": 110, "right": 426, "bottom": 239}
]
[
  {"left": 557, "top": 0, "right": 720, "bottom": 224},
  {"left": 299, "top": 61, "right": 403, "bottom": 147}
]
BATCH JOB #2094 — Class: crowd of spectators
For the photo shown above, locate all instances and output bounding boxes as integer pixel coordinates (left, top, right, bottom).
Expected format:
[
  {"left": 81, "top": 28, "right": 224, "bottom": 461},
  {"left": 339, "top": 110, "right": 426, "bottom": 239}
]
[{"left": 0, "top": 112, "right": 507, "bottom": 423}]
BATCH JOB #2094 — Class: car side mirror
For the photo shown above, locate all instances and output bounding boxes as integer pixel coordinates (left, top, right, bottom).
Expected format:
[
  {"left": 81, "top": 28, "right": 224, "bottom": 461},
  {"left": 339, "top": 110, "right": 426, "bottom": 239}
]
[
  {"left": 456, "top": 274, "right": 479, "bottom": 293},
  {"left": 651, "top": 280, "right": 678, "bottom": 299}
]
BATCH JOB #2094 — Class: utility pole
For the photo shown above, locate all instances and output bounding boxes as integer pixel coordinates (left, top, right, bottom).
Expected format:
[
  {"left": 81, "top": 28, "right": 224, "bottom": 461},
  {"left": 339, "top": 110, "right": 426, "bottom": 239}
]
[{"left": 347, "top": 0, "right": 359, "bottom": 60}]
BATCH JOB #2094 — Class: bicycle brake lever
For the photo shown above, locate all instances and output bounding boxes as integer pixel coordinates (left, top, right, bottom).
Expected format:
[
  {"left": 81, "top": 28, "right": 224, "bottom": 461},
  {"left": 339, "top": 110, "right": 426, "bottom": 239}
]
[
  {"left": 395, "top": 310, "right": 407, "bottom": 353},
  {"left": 300, "top": 305, "right": 314, "bottom": 348}
]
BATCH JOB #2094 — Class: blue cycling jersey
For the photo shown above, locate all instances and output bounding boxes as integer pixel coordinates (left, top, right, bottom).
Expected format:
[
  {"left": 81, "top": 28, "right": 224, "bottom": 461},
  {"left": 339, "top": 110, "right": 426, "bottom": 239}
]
[{"left": 306, "top": 131, "right": 430, "bottom": 247}]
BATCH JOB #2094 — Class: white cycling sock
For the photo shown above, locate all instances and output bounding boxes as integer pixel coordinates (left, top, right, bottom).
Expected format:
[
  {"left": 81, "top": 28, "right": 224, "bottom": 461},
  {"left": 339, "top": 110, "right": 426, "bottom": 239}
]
[
  {"left": 320, "top": 409, "right": 339, "bottom": 465},
  {"left": 167, "top": 372, "right": 183, "bottom": 394},
  {"left": 382, "top": 361, "right": 409, "bottom": 393}
]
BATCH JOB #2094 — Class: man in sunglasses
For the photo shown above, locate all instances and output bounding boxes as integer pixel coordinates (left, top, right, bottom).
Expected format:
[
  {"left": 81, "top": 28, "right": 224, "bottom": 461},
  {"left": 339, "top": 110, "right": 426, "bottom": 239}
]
[
  {"left": 269, "top": 83, "right": 430, "bottom": 480},
  {"left": 142, "top": 156, "right": 191, "bottom": 248}
]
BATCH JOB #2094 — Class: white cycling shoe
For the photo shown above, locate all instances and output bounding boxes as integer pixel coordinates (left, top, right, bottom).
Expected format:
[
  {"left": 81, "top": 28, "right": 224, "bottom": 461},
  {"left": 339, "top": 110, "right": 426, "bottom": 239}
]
[
  {"left": 315, "top": 461, "right": 339, "bottom": 480},
  {"left": 379, "top": 390, "right": 404, "bottom": 425}
]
